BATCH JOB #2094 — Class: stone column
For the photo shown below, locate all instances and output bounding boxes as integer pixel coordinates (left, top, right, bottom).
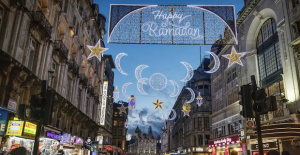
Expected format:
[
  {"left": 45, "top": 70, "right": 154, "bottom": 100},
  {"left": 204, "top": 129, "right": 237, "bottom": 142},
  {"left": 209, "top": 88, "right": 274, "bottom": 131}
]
[{"left": 35, "top": 40, "right": 45, "bottom": 77}]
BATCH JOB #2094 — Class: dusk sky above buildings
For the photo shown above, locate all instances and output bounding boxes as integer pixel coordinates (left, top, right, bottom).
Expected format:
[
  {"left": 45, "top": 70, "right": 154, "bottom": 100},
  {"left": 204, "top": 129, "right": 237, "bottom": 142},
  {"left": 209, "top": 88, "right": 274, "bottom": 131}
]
[{"left": 95, "top": 0, "right": 244, "bottom": 135}]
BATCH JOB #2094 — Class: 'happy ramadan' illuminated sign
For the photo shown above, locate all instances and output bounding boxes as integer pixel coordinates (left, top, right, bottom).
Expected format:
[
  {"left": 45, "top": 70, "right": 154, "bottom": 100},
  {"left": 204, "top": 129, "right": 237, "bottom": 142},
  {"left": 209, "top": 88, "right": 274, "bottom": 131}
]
[{"left": 108, "top": 5, "right": 237, "bottom": 45}]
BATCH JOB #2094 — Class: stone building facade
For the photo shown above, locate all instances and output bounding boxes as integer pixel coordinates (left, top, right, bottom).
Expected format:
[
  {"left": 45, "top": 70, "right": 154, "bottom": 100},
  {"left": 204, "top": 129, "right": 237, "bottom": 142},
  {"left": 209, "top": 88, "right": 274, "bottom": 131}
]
[
  {"left": 224, "top": 0, "right": 300, "bottom": 155},
  {"left": 0, "top": 0, "right": 113, "bottom": 151}
]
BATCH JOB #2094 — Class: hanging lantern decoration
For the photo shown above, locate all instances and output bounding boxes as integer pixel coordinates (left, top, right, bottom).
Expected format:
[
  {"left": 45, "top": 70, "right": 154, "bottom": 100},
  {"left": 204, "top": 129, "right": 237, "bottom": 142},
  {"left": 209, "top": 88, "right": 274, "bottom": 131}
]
[
  {"left": 113, "top": 86, "right": 119, "bottom": 100},
  {"left": 125, "top": 119, "right": 128, "bottom": 128},
  {"left": 196, "top": 92, "right": 203, "bottom": 107},
  {"left": 128, "top": 95, "right": 136, "bottom": 109}
]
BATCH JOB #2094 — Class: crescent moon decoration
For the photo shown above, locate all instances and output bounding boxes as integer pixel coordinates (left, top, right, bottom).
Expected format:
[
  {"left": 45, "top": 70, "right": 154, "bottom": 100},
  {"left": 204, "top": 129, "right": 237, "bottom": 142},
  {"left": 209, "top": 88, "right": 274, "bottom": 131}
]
[
  {"left": 122, "top": 82, "right": 132, "bottom": 99},
  {"left": 139, "top": 110, "right": 147, "bottom": 126},
  {"left": 135, "top": 65, "right": 149, "bottom": 84},
  {"left": 137, "top": 78, "right": 148, "bottom": 95},
  {"left": 168, "top": 109, "right": 177, "bottom": 121},
  {"left": 116, "top": 53, "right": 128, "bottom": 75},
  {"left": 182, "top": 101, "right": 191, "bottom": 117},
  {"left": 180, "top": 62, "right": 194, "bottom": 82},
  {"left": 128, "top": 109, "right": 137, "bottom": 118},
  {"left": 169, "top": 80, "right": 180, "bottom": 97},
  {"left": 186, "top": 87, "right": 195, "bottom": 103},
  {"left": 204, "top": 51, "right": 220, "bottom": 74}
]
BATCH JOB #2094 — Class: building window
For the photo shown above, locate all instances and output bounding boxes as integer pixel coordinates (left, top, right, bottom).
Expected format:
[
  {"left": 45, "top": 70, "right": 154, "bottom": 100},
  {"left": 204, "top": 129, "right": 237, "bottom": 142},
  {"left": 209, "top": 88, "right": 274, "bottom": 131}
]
[
  {"left": 113, "top": 121, "right": 117, "bottom": 126},
  {"left": 204, "top": 117, "right": 210, "bottom": 130},
  {"left": 112, "top": 140, "right": 116, "bottom": 145},
  {"left": 205, "top": 135, "right": 210, "bottom": 145},
  {"left": 113, "top": 129, "right": 116, "bottom": 136},
  {"left": 0, "top": 6, "right": 3, "bottom": 32},
  {"left": 118, "top": 129, "right": 122, "bottom": 136},
  {"left": 119, "top": 121, "right": 123, "bottom": 126},
  {"left": 28, "top": 37, "right": 37, "bottom": 70},
  {"left": 226, "top": 67, "right": 236, "bottom": 84},
  {"left": 228, "top": 120, "right": 241, "bottom": 135},
  {"left": 257, "top": 19, "right": 282, "bottom": 81},
  {"left": 215, "top": 126, "right": 225, "bottom": 138},
  {"left": 198, "top": 135, "right": 203, "bottom": 146},
  {"left": 198, "top": 118, "right": 202, "bottom": 130}
]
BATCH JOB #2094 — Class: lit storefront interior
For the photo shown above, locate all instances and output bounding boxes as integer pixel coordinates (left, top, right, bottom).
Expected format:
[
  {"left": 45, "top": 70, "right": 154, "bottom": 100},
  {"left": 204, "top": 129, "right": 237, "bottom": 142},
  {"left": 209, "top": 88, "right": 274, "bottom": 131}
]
[{"left": 209, "top": 134, "right": 241, "bottom": 155}]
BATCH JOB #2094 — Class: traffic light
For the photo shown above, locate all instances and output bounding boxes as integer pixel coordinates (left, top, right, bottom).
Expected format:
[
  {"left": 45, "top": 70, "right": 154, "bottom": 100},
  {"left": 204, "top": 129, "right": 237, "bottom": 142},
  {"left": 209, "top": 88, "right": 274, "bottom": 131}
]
[
  {"left": 252, "top": 88, "right": 267, "bottom": 115},
  {"left": 239, "top": 84, "right": 254, "bottom": 118}
]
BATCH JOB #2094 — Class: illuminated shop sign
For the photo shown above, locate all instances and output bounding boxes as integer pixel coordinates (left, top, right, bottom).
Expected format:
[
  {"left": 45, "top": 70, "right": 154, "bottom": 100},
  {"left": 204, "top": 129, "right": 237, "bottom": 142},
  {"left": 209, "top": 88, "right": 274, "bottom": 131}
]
[
  {"left": 60, "top": 133, "right": 71, "bottom": 144},
  {"left": 0, "top": 109, "right": 8, "bottom": 136},
  {"left": 104, "top": 145, "right": 113, "bottom": 151},
  {"left": 46, "top": 132, "right": 60, "bottom": 140},
  {"left": 6, "top": 121, "right": 24, "bottom": 136},
  {"left": 100, "top": 81, "right": 108, "bottom": 126},
  {"left": 209, "top": 134, "right": 239, "bottom": 147},
  {"left": 75, "top": 137, "right": 83, "bottom": 145},
  {"left": 251, "top": 142, "right": 277, "bottom": 150},
  {"left": 23, "top": 122, "right": 37, "bottom": 139}
]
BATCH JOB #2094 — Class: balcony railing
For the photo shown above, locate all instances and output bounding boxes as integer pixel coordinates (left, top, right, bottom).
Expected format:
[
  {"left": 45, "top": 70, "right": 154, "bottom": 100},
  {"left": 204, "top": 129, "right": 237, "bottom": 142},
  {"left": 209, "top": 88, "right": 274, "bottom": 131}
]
[
  {"left": 32, "top": 11, "right": 52, "bottom": 37},
  {"left": 54, "top": 40, "right": 68, "bottom": 60},
  {"left": 79, "top": 74, "right": 88, "bottom": 86},
  {"left": 68, "top": 59, "right": 79, "bottom": 75}
]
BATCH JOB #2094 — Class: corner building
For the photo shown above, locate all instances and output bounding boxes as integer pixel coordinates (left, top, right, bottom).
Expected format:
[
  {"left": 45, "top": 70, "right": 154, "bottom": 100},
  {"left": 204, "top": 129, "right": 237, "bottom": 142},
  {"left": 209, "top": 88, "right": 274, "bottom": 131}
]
[
  {"left": 237, "top": 0, "right": 300, "bottom": 154},
  {"left": 0, "top": 0, "right": 114, "bottom": 154}
]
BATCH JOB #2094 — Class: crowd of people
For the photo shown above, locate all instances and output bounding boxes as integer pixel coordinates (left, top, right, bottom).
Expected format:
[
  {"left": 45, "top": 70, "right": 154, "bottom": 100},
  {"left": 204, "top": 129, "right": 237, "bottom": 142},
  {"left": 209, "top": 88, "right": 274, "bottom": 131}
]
[{"left": 0, "top": 147, "right": 65, "bottom": 155}]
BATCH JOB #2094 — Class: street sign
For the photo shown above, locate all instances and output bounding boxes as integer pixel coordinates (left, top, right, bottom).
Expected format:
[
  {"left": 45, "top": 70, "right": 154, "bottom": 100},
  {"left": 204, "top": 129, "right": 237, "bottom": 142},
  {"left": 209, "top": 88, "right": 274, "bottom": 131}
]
[{"left": 246, "top": 120, "right": 255, "bottom": 128}]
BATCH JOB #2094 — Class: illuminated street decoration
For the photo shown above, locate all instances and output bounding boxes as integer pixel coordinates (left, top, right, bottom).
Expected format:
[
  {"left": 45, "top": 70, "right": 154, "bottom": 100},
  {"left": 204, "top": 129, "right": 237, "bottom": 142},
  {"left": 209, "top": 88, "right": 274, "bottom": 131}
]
[
  {"left": 125, "top": 119, "right": 128, "bottom": 128},
  {"left": 113, "top": 86, "right": 119, "bottom": 100},
  {"left": 222, "top": 47, "right": 246, "bottom": 68},
  {"left": 122, "top": 82, "right": 133, "bottom": 99},
  {"left": 118, "top": 104, "right": 128, "bottom": 114},
  {"left": 196, "top": 92, "right": 203, "bottom": 106},
  {"left": 108, "top": 5, "right": 237, "bottom": 45},
  {"left": 135, "top": 65, "right": 149, "bottom": 84},
  {"left": 180, "top": 62, "right": 194, "bottom": 82},
  {"left": 152, "top": 97, "right": 165, "bottom": 110},
  {"left": 128, "top": 95, "right": 136, "bottom": 109},
  {"left": 100, "top": 81, "right": 108, "bottom": 126},
  {"left": 116, "top": 53, "right": 128, "bottom": 75},
  {"left": 168, "top": 109, "right": 177, "bottom": 121},
  {"left": 182, "top": 101, "right": 191, "bottom": 117},
  {"left": 87, "top": 40, "right": 108, "bottom": 61},
  {"left": 169, "top": 80, "right": 180, "bottom": 97},
  {"left": 149, "top": 73, "right": 167, "bottom": 90},
  {"left": 137, "top": 78, "right": 148, "bottom": 95},
  {"left": 186, "top": 87, "right": 195, "bottom": 103},
  {"left": 205, "top": 51, "right": 220, "bottom": 74}
]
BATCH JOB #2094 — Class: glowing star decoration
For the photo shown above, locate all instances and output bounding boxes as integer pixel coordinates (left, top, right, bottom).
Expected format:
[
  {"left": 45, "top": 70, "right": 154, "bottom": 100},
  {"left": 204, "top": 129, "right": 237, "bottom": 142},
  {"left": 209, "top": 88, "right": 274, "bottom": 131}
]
[
  {"left": 113, "top": 86, "right": 119, "bottom": 100},
  {"left": 196, "top": 92, "right": 203, "bottom": 106},
  {"left": 118, "top": 104, "right": 127, "bottom": 114},
  {"left": 205, "top": 51, "right": 220, "bottom": 74},
  {"left": 152, "top": 97, "right": 165, "bottom": 110},
  {"left": 128, "top": 95, "right": 136, "bottom": 109},
  {"left": 180, "top": 62, "right": 194, "bottom": 82},
  {"left": 222, "top": 47, "right": 247, "bottom": 68},
  {"left": 87, "top": 40, "right": 108, "bottom": 61},
  {"left": 116, "top": 53, "right": 128, "bottom": 75},
  {"left": 182, "top": 101, "right": 191, "bottom": 117}
]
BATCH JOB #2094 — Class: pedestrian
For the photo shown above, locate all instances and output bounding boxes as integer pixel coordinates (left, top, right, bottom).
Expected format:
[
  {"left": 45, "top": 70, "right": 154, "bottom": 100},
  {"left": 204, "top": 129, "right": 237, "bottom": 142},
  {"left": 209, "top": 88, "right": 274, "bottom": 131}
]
[
  {"left": 282, "top": 151, "right": 291, "bottom": 155},
  {"left": 9, "top": 147, "right": 29, "bottom": 155},
  {"left": 266, "top": 150, "right": 280, "bottom": 155},
  {"left": 231, "top": 151, "right": 238, "bottom": 155}
]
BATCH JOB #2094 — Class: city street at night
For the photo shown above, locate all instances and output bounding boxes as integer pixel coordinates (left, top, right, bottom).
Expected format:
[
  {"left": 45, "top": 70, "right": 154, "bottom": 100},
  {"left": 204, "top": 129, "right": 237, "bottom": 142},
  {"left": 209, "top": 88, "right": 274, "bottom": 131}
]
[{"left": 0, "top": 0, "right": 300, "bottom": 155}]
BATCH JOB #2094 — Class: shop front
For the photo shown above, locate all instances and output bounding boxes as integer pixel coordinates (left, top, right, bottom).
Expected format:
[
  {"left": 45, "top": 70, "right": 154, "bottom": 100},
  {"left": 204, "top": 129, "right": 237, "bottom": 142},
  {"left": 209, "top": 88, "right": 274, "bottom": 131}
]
[
  {"left": 186, "top": 147, "right": 211, "bottom": 155},
  {"left": 209, "top": 134, "right": 241, "bottom": 155},
  {"left": 59, "top": 133, "right": 89, "bottom": 155},
  {"left": 39, "top": 126, "right": 62, "bottom": 155},
  {"left": 250, "top": 141, "right": 278, "bottom": 155},
  {"left": 3, "top": 120, "right": 37, "bottom": 154}
]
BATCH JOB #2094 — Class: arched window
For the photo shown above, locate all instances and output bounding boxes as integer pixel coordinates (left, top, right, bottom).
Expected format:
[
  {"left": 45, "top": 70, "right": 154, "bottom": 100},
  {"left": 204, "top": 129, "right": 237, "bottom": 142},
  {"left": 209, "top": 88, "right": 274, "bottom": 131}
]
[{"left": 256, "top": 18, "right": 282, "bottom": 82}]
